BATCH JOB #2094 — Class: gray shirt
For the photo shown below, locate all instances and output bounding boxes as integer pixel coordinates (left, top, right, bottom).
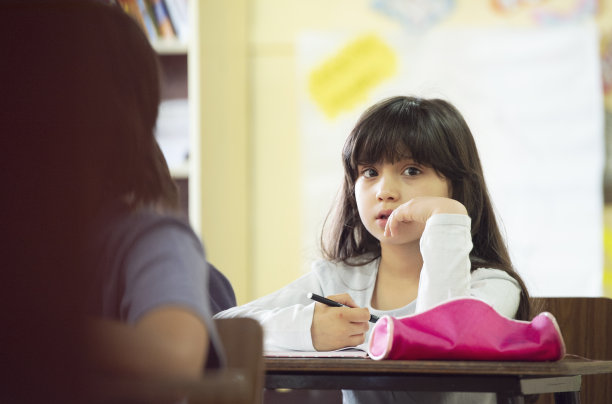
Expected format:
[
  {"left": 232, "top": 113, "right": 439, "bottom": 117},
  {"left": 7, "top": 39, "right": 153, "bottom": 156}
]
[{"left": 88, "top": 204, "right": 225, "bottom": 368}]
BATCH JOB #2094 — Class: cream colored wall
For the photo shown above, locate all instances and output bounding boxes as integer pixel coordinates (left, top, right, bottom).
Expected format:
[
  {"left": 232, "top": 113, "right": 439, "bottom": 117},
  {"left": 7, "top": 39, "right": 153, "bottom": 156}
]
[
  {"left": 194, "top": 1, "right": 251, "bottom": 303},
  {"left": 197, "top": 0, "right": 395, "bottom": 304},
  {"left": 248, "top": 0, "right": 395, "bottom": 303},
  {"left": 197, "top": 0, "right": 612, "bottom": 304}
]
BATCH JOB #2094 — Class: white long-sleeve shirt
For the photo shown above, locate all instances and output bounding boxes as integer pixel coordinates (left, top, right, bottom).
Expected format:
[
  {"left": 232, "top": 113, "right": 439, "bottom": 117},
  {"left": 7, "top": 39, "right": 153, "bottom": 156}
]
[{"left": 215, "top": 214, "right": 521, "bottom": 352}]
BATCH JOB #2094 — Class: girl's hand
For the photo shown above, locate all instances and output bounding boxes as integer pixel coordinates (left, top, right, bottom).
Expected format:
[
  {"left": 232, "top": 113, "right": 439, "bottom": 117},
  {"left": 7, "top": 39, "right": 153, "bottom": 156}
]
[
  {"left": 311, "top": 293, "right": 371, "bottom": 351},
  {"left": 384, "top": 196, "right": 467, "bottom": 238}
]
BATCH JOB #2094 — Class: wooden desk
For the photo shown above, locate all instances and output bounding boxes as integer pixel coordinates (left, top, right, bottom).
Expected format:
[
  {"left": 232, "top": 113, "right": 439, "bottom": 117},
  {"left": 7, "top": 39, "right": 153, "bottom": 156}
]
[{"left": 265, "top": 357, "right": 612, "bottom": 404}]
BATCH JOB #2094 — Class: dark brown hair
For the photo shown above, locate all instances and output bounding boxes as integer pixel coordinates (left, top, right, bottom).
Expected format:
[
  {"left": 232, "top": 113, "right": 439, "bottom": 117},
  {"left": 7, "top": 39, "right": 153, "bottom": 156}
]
[
  {"left": 0, "top": 2, "right": 178, "bottom": 401},
  {"left": 321, "top": 96, "right": 531, "bottom": 320},
  {"left": 80, "top": 0, "right": 179, "bottom": 211},
  {"left": 8, "top": 0, "right": 179, "bottom": 212}
]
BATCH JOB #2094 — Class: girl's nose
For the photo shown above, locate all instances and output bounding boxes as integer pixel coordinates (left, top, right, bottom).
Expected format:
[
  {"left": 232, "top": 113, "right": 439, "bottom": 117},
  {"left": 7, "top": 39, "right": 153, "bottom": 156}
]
[{"left": 376, "top": 177, "right": 399, "bottom": 201}]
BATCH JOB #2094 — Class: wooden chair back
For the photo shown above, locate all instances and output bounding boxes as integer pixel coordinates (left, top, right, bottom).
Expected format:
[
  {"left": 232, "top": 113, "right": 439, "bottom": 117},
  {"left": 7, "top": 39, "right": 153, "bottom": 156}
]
[
  {"left": 532, "top": 297, "right": 612, "bottom": 404},
  {"left": 211, "top": 317, "right": 265, "bottom": 404}
]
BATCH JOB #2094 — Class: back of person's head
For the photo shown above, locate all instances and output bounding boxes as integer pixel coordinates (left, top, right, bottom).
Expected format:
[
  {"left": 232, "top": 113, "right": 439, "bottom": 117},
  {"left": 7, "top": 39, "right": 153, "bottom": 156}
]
[
  {"left": 321, "top": 96, "right": 531, "bottom": 320},
  {"left": 0, "top": 1, "right": 176, "bottom": 401},
  {"left": 4, "top": 0, "right": 177, "bottom": 213}
]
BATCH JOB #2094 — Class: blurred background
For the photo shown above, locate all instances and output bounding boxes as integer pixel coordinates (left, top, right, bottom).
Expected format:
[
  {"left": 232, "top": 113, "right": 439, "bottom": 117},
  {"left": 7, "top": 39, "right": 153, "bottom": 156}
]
[{"left": 125, "top": 0, "right": 612, "bottom": 305}]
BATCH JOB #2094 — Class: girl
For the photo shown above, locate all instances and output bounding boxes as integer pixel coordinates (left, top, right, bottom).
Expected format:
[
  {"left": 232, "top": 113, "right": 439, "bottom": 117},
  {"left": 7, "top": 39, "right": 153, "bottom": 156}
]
[{"left": 215, "top": 96, "right": 531, "bottom": 403}]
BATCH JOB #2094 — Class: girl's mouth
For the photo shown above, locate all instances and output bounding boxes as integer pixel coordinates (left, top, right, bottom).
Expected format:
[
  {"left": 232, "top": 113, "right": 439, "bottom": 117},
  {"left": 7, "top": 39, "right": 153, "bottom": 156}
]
[
  {"left": 375, "top": 210, "right": 393, "bottom": 228},
  {"left": 376, "top": 210, "right": 393, "bottom": 220},
  {"left": 375, "top": 217, "right": 388, "bottom": 229}
]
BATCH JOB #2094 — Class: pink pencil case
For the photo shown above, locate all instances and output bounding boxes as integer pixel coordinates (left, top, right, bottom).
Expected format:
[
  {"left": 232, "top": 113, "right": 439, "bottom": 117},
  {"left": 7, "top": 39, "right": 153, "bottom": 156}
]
[{"left": 368, "top": 297, "right": 565, "bottom": 361}]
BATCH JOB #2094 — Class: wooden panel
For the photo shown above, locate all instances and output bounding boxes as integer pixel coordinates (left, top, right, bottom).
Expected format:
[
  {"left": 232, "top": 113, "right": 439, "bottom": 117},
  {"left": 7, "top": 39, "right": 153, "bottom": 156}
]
[
  {"left": 263, "top": 389, "right": 341, "bottom": 404},
  {"left": 264, "top": 357, "right": 612, "bottom": 376},
  {"left": 215, "top": 318, "right": 265, "bottom": 404},
  {"left": 265, "top": 373, "right": 583, "bottom": 396},
  {"left": 532, "top": 297, "right": 612, "bottom": 404}
]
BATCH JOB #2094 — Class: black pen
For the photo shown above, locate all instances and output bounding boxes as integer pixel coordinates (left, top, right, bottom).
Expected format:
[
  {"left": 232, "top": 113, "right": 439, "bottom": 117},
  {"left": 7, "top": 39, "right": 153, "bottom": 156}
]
[{"left": 307, "top": 292, "right": 379, "bottom": 323}]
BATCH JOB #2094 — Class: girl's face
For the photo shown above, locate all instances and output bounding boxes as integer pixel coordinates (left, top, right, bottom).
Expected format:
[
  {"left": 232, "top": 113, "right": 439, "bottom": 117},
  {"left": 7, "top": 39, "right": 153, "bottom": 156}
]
[{"left": 354, "top": 158, "right": 451, "bottom": 245}]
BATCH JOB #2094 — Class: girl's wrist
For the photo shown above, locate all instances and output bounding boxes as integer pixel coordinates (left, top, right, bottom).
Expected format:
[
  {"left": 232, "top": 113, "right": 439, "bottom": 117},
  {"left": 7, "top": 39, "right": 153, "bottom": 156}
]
[{"left": 432, "top": 199, "right": 467, "bottom": 216}]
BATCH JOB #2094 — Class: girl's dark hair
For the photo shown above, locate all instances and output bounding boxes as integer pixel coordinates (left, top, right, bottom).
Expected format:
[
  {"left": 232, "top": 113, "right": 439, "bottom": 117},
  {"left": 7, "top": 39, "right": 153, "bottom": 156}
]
[{"left": 321, "top": 96, "right": 531, "bottom": 320}]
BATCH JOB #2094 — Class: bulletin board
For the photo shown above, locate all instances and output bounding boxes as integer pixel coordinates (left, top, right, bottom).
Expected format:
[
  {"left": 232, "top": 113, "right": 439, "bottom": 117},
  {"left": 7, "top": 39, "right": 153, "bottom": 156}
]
[{"left": 297, "top": 20, "right": 604, "bottom": 296}]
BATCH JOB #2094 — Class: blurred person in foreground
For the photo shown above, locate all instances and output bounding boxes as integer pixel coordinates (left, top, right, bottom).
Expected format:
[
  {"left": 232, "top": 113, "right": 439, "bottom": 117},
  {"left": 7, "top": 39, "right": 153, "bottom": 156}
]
[{"left": 0, "top": 1, "right": 230, "bottom": 402}]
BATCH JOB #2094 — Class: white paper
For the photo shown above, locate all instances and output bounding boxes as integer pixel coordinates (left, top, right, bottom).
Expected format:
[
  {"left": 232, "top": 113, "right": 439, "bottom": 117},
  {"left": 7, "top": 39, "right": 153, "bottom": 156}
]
[{"left": 265, "top": 347, "right": 368, "bottom": 358}]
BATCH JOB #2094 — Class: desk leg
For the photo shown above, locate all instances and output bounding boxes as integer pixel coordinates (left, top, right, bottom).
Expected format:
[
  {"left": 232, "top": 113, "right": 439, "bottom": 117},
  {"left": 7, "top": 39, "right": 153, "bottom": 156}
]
[
  {"left": 496, "top": 394, "right": 525, "bottom": 404},
  {"left": 553, "top": 391, "right": 580, "bottom": 404}
]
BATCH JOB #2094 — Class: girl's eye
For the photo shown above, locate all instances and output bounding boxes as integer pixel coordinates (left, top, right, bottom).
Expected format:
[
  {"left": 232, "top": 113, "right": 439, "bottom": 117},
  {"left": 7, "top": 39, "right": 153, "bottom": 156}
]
[
  {"left": 362, "top": 168, "right": 378, "bottom": 178},
  {"left": 403, "top": 166, "right": 421, "bottom": 176}
]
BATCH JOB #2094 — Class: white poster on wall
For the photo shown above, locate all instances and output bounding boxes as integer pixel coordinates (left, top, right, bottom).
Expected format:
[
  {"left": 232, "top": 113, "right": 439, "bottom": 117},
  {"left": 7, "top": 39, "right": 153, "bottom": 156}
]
[{"left": 297, "top": 21, "right": 604, "bottom": 296}]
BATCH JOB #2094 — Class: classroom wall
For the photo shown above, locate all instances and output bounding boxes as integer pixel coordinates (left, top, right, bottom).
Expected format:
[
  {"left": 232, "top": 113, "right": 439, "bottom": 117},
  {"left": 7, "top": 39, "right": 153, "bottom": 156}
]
[
  {"left": 248, "top": 0, "right": 398, "bottom": 303},
  {"left": 195, "top": 1, "right": 251, "bottom": 302},
  {"left": 198, "top": 0, "right": 612, "bottom": 304}
]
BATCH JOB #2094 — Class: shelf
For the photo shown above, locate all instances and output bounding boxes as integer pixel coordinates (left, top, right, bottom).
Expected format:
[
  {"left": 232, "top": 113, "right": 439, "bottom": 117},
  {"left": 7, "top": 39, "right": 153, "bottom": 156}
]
[
  {"left": 170, "top": 162, "right": 189, "bottom": 179},
  {"left": 153, "top": 40, "right": 188, "bottom": 55},
  {"left": 117, "top": 0, "right": 194, "bottom": 222}
]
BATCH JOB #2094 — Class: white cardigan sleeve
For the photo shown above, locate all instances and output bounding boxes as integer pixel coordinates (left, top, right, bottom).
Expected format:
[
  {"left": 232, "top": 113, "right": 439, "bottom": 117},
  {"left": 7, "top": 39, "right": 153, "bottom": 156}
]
[
  {"left": 213, "top": 272, "right": 323, "bottom": 351},
  {"left": 416, "top": 214, "right": 521, "bottom": 318}
]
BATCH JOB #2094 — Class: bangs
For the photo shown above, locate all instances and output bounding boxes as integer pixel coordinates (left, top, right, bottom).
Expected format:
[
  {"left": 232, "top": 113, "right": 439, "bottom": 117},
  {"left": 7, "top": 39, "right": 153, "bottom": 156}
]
[{"left": 345, "top": 97, "right": 441, "bottom": 177}]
